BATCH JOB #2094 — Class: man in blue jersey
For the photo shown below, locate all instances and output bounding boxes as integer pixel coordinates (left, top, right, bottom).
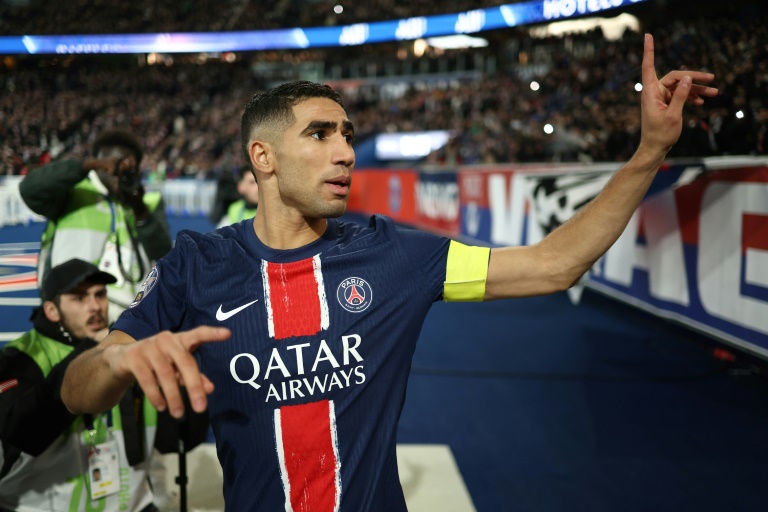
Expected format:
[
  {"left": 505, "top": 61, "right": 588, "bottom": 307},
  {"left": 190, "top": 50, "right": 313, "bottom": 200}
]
[{"left": 61, "top": 35, "right": 717, "bottom": 511}]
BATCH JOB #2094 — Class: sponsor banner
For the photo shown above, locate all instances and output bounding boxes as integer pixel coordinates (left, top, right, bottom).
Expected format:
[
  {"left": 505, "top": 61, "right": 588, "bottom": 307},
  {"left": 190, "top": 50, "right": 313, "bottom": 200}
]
[
  {"left": 457, "top": 164, "right": 618, "bottom": 246},
  {"left": 349, "top": 169, "right": 418, "bottom": 225},
  {"left": 588, "top": 164, "right": 768, "bottom": 357},
  {"left": 523, "top": 169, "right": 616, "bottom": 246},
  {"left": 345, "top": 159, "right": 768, "bottom": 357},
  {"left": 459, "top": 168, "right": 493, "bottom": 244},
  {"left": 416, "top": 170, "right": 460, "bottom": 237}
]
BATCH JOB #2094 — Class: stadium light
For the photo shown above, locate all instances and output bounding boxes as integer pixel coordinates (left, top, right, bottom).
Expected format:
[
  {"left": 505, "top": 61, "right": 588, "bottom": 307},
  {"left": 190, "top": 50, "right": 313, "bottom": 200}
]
[{"left": 425, "top": 35, "right": 488, "bottom": 50}]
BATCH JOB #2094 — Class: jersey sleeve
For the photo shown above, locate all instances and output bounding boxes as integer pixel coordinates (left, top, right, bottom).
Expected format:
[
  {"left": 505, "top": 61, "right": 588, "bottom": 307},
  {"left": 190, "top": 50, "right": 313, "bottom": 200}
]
[
  {"left": 112, "top": 231, "right": 193, "bottom": 340},
  {"left": 393, "top": 220, "right": 490, "bottom": 302},
  {"left": 394, "top": 223, "right": 451, "bottom": 302}
]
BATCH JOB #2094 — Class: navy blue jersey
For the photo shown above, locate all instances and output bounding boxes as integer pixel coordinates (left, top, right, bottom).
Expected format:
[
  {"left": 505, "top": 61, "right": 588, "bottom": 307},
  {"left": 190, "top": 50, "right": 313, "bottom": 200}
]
[{"left": 114, "top": 215, "right": 451, "bottom": 511}]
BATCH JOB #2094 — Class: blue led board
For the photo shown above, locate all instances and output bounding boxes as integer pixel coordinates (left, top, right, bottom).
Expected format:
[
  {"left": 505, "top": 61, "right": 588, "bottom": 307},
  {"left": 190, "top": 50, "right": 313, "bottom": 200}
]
[{"left": 0, "top": 0, "right": 648, "bottom": 55}]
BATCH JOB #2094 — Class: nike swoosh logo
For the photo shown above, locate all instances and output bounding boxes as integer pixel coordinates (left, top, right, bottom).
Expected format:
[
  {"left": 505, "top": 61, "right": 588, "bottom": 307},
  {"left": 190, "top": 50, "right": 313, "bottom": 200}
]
[{"left": 216, "top": 299, "right": 259, "bottom": 321}]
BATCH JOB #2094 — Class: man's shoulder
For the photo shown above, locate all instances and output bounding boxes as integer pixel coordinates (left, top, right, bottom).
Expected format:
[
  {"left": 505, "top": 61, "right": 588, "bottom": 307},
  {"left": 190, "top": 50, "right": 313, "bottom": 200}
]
[
  {"left": 331, "top": 214, "right": 387, "bottom": 244},
  {"left": 337, "top": 214, "right": 397, "bottom": 237},
  {"left": 174, "top": 223, "right": 248, "bottom": 253},
  {"left": 337, "top": 214, "right": 440, "bottom": 243},
  {"left": 327, "top": 214, "right": 429, "bottom": 257}
]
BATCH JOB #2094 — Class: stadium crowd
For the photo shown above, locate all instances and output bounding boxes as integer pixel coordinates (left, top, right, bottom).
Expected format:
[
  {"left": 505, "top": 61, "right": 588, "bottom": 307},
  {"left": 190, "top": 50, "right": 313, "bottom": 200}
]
[
  {"left": 0, "top": 0, "right": 766, "bottom": 178},
  {"left": 0, "top": 0, "right": 514, "bottom": 35}
]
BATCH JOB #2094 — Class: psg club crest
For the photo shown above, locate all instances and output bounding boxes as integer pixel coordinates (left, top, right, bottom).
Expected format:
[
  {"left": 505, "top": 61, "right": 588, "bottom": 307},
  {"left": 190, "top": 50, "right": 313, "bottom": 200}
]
[
  {"left": 130, "top": 266, "right": 159, "bottom": 308},
  {"left": 336, "top": 277, "right": 372, "bottom": 313}
]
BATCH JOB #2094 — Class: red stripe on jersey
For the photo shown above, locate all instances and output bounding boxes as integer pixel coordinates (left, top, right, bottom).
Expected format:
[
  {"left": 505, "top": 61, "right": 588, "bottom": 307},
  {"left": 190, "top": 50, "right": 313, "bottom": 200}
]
[
  {"left": 276, "top": 400, "right": 341, "bottom": 512},
  {"left": 264, "top": 257, "right": 327, "bottom": 340}
]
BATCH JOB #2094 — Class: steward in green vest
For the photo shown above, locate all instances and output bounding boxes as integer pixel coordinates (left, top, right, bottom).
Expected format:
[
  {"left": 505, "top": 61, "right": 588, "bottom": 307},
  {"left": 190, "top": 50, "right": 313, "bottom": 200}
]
[
  {"left": 0, "top": 259, "right": 208, "bottom": 512},
  {"left": 216, "top": 166, "right": 259, "bottom": 228},
  {"left": 19, "top": 130, "right": 172, "bottom": 323}
]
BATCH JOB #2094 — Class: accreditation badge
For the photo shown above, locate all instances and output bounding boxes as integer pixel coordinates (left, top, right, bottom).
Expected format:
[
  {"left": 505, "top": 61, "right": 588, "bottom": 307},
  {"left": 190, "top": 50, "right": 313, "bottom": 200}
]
[
  {"left": 87, "top": 439, "right": 121, "bottom": 500},
  {"left": 99, "top": 237, "right": 126, "bottom": 287}
]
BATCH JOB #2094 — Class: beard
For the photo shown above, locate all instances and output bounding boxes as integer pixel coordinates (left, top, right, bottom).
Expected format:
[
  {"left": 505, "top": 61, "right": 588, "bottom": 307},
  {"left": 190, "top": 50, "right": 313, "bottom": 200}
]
[
  {"left": 308, "top": 200, "right": 348, "bottom": 219},
  {"left": 279, "top": 178, "right": 350, "bottom": 219}
]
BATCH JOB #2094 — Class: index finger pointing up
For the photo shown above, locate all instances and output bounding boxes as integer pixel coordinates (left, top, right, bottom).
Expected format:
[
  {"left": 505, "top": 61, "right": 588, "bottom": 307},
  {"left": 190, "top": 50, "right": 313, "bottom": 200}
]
[{"left": 642, "top": 33, "right": 656, "bottom": 86}]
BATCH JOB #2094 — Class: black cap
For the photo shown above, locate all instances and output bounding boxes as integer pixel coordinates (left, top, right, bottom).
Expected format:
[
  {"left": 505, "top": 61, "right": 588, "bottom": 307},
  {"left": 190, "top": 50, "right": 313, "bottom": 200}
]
[{"left": 41, "top": 259, "right": 117, "bottom": 301}]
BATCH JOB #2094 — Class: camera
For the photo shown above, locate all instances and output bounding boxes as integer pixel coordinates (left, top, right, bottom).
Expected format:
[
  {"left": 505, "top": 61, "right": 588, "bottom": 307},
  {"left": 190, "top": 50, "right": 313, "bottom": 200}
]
[{"left": 117, "top": 159, "right": 142, "bottom": 196}]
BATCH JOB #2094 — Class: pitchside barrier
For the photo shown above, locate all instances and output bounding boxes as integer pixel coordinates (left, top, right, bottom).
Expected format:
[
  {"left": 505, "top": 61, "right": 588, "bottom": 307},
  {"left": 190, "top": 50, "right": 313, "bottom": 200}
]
[
  {"left": 345, "top": 156, "right": 768, "bottom": 360},
  {"left": 2, "top": 156, "right": 767, "bottom": 357}
]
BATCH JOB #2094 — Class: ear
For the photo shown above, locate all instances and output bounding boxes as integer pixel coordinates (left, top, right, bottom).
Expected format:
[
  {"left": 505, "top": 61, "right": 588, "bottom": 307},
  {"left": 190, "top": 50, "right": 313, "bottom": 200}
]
[
  {"left": 249, "top": 140, "right": 275, "bottom": 175},
  {"left": 43, "top": 301, "right": 61, "bottom": 323}
]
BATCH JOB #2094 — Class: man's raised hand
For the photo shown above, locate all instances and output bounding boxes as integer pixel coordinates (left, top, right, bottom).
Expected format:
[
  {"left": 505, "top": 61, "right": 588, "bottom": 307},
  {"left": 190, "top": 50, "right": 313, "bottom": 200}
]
[{"left": 640, "top": 33, "right": 718, "bottom": 153}]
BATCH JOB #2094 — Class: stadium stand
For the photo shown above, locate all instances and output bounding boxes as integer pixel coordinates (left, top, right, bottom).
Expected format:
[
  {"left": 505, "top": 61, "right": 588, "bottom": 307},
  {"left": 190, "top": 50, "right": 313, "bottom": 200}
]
[
  {"left": 0, "top": 0, "right": 516, "bottom": 34},
  {"left": 0, "top": 0, "right": 766, "bottom": 177}
]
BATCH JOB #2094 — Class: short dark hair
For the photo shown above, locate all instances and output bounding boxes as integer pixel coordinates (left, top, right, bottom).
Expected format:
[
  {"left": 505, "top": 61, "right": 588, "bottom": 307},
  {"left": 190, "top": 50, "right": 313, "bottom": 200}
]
[
  {"left": 240, "top": 80, "right": 345, "bottom": 166},
  {"left": 93, "top": 130, "right": 144, "bottom": 163}
]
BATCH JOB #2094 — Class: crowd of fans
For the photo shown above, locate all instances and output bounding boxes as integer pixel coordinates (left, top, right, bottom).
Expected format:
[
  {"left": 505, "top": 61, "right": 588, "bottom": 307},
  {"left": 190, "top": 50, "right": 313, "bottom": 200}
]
[
  {"left": 0, "top": 0, "right": 766, "bottom": 178},
  {"left": 0, "top": 0, "right": 514, "bottom": 35}
]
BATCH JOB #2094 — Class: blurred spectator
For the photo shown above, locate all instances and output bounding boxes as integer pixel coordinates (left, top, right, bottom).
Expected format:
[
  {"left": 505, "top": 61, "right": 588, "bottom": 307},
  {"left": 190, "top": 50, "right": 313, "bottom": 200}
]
[
  {"left": 0, "top": 0, "right": 516, "bottom": 35},
  {"left": 0, "top": 0, "right": 766, "bottom": 173},
  {"left": 215, "top": 166, "right": 259, "bottom": 228},
  {"left": 19, "top": 129, "right": 172, "bottom": 323}
]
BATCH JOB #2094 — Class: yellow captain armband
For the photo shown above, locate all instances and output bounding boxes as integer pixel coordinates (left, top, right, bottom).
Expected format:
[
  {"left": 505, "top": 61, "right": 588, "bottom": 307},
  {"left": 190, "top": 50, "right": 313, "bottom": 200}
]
[{"left": 443, "top": 240, "right": 491, "bottom": 302}]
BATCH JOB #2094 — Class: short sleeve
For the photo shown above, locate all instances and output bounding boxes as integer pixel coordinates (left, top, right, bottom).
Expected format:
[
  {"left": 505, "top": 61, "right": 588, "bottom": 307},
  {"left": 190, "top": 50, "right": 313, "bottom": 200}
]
[{"left": 393, "top": 223, "right": 451, "bottom": 302}]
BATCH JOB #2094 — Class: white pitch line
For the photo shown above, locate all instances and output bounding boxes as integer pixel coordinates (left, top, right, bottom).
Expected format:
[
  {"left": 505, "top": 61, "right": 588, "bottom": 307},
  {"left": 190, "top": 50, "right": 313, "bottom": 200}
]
[
  {"left": 0, "top": 297, "right": 40, "bottom": 306},
  {"left": 0, "top": 242, "right": 41, "bottom": 250}
]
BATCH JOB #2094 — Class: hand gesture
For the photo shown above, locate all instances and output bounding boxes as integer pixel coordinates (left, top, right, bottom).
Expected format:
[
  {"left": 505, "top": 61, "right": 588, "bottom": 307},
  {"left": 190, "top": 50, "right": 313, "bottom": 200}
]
[
  {"left": 84, "top": 155, "right": 138, "bottom": 176},
  {"left": 640, "top": 33, "right": 718, "bottom": 154},
  {"left": 106, "top": 326, "right": 231, "bottom": 418}
]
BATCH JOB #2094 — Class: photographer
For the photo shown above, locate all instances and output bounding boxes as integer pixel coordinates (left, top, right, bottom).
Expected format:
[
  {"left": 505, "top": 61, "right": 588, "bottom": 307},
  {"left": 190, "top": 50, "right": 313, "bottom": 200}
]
[{"left": 19, "top": 130, "right": 172, "bottom": 323}]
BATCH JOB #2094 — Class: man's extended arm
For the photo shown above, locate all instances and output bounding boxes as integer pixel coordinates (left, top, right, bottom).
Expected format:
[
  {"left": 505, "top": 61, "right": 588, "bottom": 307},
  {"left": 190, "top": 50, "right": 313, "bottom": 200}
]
[
  {"left": 61, "top": 326, "right": 229, "bottom": 419},
  {"left": 484, "top": 34, "right": 717, "bottom": 300}
]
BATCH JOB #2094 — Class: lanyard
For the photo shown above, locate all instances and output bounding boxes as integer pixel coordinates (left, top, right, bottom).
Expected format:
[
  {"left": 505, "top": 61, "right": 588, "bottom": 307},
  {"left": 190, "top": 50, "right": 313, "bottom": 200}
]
[
  {"left": 105, "top": 196, "right": 145, "bottom": 283},
  {"left": 84, "top": 409, "right": 113, "bottom": 446}
]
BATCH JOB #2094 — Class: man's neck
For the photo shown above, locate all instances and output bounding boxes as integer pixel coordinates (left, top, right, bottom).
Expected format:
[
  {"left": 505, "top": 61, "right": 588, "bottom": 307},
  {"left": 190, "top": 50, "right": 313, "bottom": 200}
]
[{"left": 252, "top": 209, "right": 327, "bottom": 250}]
